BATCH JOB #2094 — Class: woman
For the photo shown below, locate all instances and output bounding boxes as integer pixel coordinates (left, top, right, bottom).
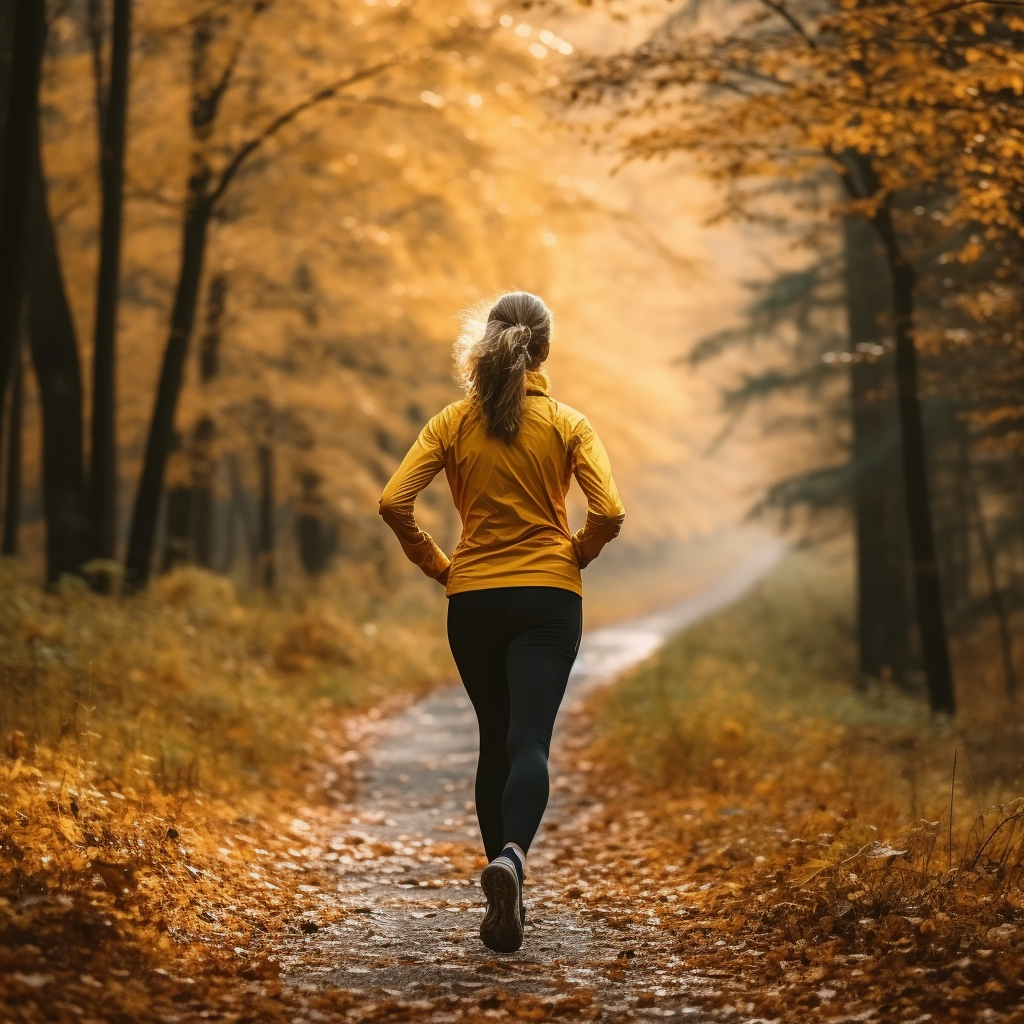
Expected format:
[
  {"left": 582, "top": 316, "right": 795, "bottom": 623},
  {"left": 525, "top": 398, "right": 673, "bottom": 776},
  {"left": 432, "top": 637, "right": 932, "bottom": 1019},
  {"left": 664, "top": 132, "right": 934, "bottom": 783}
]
[{"left": 379, "top": 291, "right": 625, "bottom": 954}]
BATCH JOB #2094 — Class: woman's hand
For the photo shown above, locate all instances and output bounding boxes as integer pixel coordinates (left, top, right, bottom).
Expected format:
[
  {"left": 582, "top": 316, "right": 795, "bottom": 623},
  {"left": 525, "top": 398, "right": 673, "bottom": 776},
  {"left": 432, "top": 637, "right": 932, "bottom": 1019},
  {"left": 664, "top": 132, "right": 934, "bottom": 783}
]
[{"left": 571, "top": 535, "right": 590, "bottom": 570}]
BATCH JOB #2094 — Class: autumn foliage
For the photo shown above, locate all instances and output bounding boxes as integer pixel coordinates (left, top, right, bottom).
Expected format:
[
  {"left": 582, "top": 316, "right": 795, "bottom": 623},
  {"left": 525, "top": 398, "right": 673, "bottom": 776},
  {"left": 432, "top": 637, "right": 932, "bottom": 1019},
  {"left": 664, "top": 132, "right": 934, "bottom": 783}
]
[
  {"left": 582, "top": 553, "right": 1024, "bottom": 1019},
  {"left": 0, "top": 561, "right": 450, "bottom": 1021},
  {"left": 2, "top": 1, "right": 1024, "bottom": 1020}
]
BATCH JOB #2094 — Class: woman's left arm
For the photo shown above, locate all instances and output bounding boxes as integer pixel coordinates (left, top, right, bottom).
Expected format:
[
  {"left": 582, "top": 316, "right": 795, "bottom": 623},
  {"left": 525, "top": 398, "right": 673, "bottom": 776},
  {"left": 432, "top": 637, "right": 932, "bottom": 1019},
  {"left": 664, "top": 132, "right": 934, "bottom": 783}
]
[
  {"left": 379, "top": 410, "right": 452, "bottom": 582},
  {"left": 570, "top": 417, "right": 626, "bottom": 569}
]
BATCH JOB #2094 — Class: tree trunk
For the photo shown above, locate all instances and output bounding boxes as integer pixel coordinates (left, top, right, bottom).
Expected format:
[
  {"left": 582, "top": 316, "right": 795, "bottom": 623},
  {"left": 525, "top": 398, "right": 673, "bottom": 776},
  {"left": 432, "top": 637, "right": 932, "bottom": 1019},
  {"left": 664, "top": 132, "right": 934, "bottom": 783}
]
[
  {"left": 28, "top": 152, "right": 91, "bottom": 584},
  {"left": 0, "top": 0, "right": 46, "bottom": 427},
  {"left": 123, "top": 181, "right": 212, "bottom": 588},
  {"left": 161, "top": 434, "right": 191, "bottom": 572},
  {"left": 123, "top": 7, "right": 231, "bottom": 590},
  {"left": 190, "top": 415, "right": 215, "bottom": 567},
  {"left": 90, "top": 0, "right": 133, "bottom": 562},
  {"left": 257, "top": 442, "right": 275, "bottom": 589},
  {"left": 843, "top": 216, "right": 913, "bottom": 685},
  {"left": 161, "top": 485, "right": 192, "bottom": 571},
  {"left": 199, "top": 271, "right": 226, "bottom": 381},
  {"left": 221, "top": 482, "right": 237, "bottom": 576},
  {"left": 871, "top": 201, "right": 956, "bottom": 715},
  {"left": 191, "top": 272, "right": 226, "bottom": 567},
  {"left": 930, "top": 399, "right": 972, "bottom": 617},
  {"left": 965, "top": 457, "right": 1017, "bottom": 696},
  {"left": 0, "top": 0, "right": 15, "bottom": 168},
  {"left": 2, "top": 338, "right": 24, "bottom": 555},
  {"left": 221, "top": 453, "right": 253, "bottom": 576},
  {"left": 296, "top": 470, "right": 337, "bottom": 577}
]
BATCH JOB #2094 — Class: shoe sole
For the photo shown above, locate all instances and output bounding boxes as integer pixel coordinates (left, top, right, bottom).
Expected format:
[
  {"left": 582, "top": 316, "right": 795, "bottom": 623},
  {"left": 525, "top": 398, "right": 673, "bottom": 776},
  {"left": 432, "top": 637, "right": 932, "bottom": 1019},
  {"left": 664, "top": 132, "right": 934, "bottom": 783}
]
[{"left": 479, "top": 860, "right": 524, "bottom": 954}]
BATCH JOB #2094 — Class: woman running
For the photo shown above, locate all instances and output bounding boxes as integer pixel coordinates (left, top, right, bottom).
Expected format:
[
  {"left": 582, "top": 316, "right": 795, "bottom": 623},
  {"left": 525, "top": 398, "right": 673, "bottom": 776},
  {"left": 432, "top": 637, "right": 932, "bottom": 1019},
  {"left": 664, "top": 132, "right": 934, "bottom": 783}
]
[{"left": 379, "top": 291, "right": 625, "bottom": 954}]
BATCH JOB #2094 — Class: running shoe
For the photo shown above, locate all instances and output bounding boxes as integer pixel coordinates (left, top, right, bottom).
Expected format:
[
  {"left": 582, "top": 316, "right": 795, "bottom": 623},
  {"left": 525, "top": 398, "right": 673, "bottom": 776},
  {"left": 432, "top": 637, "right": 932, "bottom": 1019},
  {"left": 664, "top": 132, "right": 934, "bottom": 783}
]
[{"left": 479, "top": 856, "right": 524, "bottom": 953}]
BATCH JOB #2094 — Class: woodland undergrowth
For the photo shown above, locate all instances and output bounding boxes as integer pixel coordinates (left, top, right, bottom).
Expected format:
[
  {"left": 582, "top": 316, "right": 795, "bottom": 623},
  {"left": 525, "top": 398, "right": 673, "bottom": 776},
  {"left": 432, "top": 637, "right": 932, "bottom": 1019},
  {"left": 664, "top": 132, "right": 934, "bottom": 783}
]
[
  {"left": 582, "top": 552, "right": 1024, "bottom": 1020},
  {"left": 0, "top": 562, "right": 451, "bottom": 1022}
]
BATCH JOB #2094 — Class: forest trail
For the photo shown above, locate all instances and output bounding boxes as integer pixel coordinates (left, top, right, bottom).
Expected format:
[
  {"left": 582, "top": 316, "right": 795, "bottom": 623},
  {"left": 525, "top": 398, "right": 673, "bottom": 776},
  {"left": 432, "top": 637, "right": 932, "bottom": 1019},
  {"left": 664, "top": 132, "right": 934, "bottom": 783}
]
[{"left": 275, "top": 542, "right": 784, "bottom": 1020}]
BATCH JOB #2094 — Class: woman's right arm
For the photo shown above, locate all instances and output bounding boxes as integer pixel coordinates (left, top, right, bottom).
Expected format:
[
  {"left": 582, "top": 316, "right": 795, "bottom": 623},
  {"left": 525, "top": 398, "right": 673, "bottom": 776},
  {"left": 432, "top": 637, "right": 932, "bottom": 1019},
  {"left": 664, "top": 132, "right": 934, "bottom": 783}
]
[
  {"left": 378, "top": 410, "right": 452, "bottom": 581},
  {"left": 570, "top": 418, "right": 626, "bottom": 568}
]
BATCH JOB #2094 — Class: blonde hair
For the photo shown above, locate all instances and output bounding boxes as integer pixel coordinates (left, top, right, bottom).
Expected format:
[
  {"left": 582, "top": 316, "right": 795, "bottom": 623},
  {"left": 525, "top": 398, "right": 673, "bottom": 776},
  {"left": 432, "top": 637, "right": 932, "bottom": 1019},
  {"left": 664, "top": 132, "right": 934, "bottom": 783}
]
[{"left": 454, "top": 291, "right": 552, "bottom": 444}]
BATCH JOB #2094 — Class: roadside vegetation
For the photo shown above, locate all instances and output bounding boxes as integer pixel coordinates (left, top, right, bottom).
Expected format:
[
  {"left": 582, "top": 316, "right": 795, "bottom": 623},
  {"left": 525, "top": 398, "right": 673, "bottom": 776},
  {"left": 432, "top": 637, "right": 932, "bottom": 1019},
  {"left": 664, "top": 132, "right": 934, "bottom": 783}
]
[
  {"left": 584, "top": 551, "right": 1024, "bottom": 1019},
  {"left": 0, "top": 563, "right": 450, "bottom": 1021}
]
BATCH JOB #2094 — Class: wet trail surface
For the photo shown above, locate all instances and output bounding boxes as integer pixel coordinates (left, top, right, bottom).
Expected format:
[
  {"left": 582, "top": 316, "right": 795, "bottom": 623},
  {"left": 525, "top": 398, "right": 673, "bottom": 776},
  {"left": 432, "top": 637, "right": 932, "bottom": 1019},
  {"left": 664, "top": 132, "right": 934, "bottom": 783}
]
[{"left": 279, "top": 544, "right": 783, "bottom": 1020}]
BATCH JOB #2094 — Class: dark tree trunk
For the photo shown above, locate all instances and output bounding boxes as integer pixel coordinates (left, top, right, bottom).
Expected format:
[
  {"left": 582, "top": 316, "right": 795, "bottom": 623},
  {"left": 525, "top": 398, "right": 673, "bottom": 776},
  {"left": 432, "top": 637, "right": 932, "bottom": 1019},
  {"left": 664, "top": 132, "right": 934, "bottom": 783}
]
[
  {"left": 190, "top": 415, "right": 215, "bottom": 567},
  {"left": 159, "top": 272, "right": 225, "bottom": 574},
  {"left": 90, "top": 0, "right": 133, "bottom": 561},
  {"left": 119, "top": 9, "right": 390, "bottom": 588},
  {"left": 221, "top": 485, "right": 237, "bottom": 575},
  {"left": 0, "top": 3, "right": 13, "bottom": 554},
  {"left": 257, "top": 443, "right": 275, "bottom": 589},
  {"left": 965, "top": 457, "right": 1017, "bottom": 695},
  {"left": 221, "top": 453, "right": 253, "bottom": 576},
  {"left": 124, "top": 181, "right": 212, "bottom": 588},
  {"left": 0, "top": 1, "right": 46, "bottom": 427},
  {"left": 124, "top": 9, "right": 232, "bottom": 589},
  {"left": 296, "top": 512, "right": 334, "bottom": 577},
  {"left": 161, "top": 434, "right": 191, "bottom": 572},
  {"left": 159, "top": 416, "right": 218, "bottom": 572},
  {"left": 871, "top": 201, "right": 956, "bottom": 715},
  {"left": 191, "top": 480, "right": 213, "bottom": 567},
  {"left": 117, "top": 9, "right": 384, "bottom": 588},
  {"left": 161, "top": 486, "right": 192, "bottom": 571},
  {"left": 0, "top": 0, "right": 15, "bottom": 168},
  {"left": 199, "top": 271, "right": 226, "bottom": 381},
  {"left": 190, "top": 272, "right": 226, "bottom": 567},
  {"left": 296, "top": 470, "right": 337, "bottom": 577},
  {"left": 930, "top": 400, "right": 972, "bottom": 616},
  {"left": 28, "top": 153, "right": 91, "bottom": 584},
  {"left": 843, "top": 216, "right": 913, "bottom": 684},
  {"left": 2, "top": 338, "right": 24, "bottom": 555}
]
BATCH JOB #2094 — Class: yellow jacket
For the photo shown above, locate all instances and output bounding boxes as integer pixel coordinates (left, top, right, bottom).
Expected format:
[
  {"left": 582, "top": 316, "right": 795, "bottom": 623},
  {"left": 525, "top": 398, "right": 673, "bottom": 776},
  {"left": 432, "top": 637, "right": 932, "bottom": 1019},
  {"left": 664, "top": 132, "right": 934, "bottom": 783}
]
[{"left": 379, "top": 370, "right": 625, "bottom": 596}]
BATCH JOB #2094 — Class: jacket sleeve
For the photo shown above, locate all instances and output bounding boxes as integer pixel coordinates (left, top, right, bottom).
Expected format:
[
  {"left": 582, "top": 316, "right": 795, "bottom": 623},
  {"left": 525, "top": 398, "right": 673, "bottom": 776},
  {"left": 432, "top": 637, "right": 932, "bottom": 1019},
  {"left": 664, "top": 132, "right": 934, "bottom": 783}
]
[
  {"left": 378, "top": 411, "right": 451, "bottom": 580},
  {"left": 570, "top": 418, "right": 626, "bottom": 568}
]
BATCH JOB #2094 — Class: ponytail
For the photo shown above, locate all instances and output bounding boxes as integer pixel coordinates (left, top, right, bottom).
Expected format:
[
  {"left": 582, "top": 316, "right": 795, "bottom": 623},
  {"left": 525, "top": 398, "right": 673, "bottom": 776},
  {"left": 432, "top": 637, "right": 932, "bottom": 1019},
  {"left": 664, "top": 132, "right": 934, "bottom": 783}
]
[{"left": 453, "top": 292, "right": 551, "bottom": 444}]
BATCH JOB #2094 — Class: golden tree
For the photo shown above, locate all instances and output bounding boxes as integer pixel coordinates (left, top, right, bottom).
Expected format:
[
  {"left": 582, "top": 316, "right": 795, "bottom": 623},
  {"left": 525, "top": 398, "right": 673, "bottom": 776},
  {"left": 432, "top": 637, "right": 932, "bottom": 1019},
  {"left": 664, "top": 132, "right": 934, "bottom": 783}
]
[
  {"left": 564, "top": 0, "right": 1024, "bottom": 714},
  {"left": 34, "top": 0, "right": 560, "bottom": 588}
]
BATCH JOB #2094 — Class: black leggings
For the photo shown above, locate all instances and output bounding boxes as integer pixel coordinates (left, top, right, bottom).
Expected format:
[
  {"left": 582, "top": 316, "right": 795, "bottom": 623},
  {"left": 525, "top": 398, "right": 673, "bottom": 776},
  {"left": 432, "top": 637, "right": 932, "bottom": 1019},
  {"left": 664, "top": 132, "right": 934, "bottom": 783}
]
[{"left": 447, "top": 586, "right": 582, "bottom": 861}]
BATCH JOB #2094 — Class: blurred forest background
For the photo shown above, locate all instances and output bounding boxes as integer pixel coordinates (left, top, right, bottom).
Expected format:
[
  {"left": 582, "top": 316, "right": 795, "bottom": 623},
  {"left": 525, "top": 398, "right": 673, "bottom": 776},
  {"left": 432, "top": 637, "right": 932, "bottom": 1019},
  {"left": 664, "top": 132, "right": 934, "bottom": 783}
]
[
  {"left": 0, "top": 0, "right": 782, "bottom": 780},
  {"left": 2, "top": 0, "right": 1024, "bottom": 1020},
  {"left": 0, "top": 0, "right": 761, "bottom": 603}
]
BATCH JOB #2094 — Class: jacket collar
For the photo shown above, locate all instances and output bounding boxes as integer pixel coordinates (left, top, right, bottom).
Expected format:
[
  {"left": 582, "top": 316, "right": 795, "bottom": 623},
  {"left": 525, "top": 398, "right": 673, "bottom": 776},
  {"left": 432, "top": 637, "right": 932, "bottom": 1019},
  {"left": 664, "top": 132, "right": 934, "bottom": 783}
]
[{"left": 525, "top": 368, "right": 550, "bottom": 396}]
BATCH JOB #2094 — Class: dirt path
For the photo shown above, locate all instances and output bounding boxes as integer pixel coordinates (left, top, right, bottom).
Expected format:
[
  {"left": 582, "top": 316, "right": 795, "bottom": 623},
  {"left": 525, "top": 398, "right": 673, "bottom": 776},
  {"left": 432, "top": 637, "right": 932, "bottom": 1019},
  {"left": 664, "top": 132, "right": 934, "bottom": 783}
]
[{"left": 277, "top": 543, "right": 783, "bottom": 1020}]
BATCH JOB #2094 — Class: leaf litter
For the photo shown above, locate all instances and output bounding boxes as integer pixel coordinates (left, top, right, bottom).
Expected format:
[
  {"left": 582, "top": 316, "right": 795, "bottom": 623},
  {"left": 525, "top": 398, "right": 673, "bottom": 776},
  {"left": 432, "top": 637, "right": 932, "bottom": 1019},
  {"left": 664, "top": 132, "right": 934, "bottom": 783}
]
[{"left": 3, "top": 555, "right": 1023, "bottom": 1022}]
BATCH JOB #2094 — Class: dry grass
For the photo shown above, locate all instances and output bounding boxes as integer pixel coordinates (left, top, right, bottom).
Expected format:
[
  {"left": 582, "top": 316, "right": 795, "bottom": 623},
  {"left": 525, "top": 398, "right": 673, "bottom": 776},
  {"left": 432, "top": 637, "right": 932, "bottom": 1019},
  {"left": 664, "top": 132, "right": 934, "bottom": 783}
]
[
  {"left": 585, "top": 551, "right": 1024, "bottom": 1019},
  {"left": 0, "top": 562, "right": 453, "bottom": 1022},
  {"left": 0, "top": 561, "right": 452, "bottom": 794}
]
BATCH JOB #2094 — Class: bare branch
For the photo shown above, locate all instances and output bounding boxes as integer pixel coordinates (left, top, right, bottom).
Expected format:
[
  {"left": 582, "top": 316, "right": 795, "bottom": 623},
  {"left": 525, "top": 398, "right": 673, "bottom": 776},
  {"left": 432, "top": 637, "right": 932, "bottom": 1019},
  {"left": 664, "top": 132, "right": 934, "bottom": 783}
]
[
  {"left": 758, "top": 0, "right": 817, "bottom": 49},
  {"left": 193, "top": 2, "right": 269, "bottom": 133},
  {"left": 208, "top": 59, "right": 398, "bottom": 209},
  {"left": 125, "top": 181, "right": 182, "bottom": 209},
  {"left": 155, "top": 0, "right": 249, "bottom": 37}
]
